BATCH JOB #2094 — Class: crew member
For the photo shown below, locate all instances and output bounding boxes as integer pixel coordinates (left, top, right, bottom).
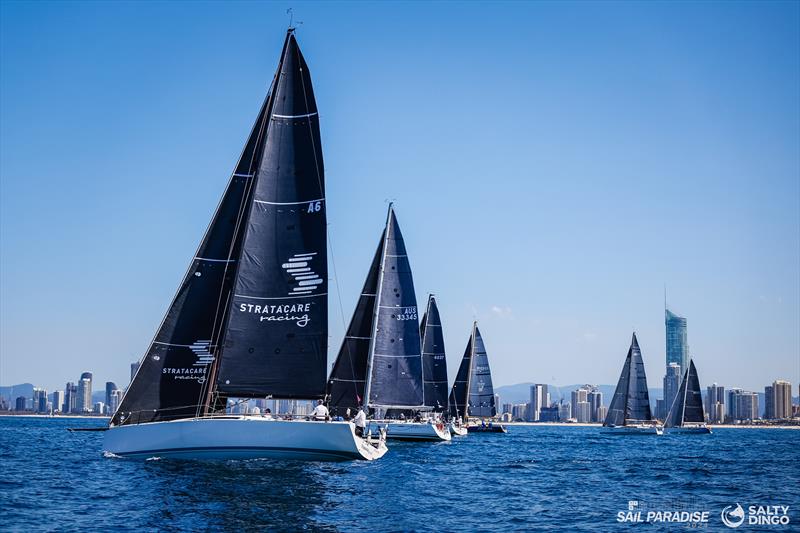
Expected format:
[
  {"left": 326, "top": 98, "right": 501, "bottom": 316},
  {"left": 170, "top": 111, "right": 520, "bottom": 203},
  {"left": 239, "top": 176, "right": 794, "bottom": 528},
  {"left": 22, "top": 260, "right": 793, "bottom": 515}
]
[
  {"left": 353, "top": 408, "right": 367, "bottom": 437},
  {"left": 311, "top": 399, "right": 329, "bottom": 421}
]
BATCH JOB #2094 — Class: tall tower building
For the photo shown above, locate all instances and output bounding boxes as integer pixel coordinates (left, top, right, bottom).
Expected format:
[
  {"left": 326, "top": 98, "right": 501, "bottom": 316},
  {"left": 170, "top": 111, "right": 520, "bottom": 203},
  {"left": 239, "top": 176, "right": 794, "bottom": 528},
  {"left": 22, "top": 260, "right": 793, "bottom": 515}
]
[
  {"left": 105, "top": 382, "right": 119, "bottom": 408},
  {"left": 773, "top": 380, "right": 792, "bottom": 419},
  {"left": 64, "top": 382, "right": 78, "bottom": 413},
  {"left": 571, "top": 387, "right": 589, "bottom": 419},
  {"left": 130, "top": 362, "right": 140, "bottom": 383},
  {"left": 764, "top": 385, "right": 774, "bottom": 419},
  {"left": 663, "top": 363, "right": 682, "bottom": 418},
  {"left": 705, "top": 383, "right": 725, "bottom": 423},
  {"left": 77, "top": 372, "right": 93, "bottom": 413},
  {"left": 52, "top": 390, "right": 65, "bottom": 413},
  {"left": 33, "top": 388, "right": 48, "bottom": 413},
  {"left": 529, "top": 384, "right": 548, "bottom": 422},
  {"left": 588, "top": 389, "right": 603, "bottom": 422},
  {"left": 665, "top": 309, "right": 689, "bottom": 372}
]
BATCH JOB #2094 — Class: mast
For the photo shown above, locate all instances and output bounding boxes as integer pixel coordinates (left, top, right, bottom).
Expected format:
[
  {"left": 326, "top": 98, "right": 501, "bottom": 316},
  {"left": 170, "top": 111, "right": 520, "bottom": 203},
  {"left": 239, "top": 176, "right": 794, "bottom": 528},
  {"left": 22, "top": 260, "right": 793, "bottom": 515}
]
[{"left": 362, "top": 204, "right": 393, "bottom": 412}]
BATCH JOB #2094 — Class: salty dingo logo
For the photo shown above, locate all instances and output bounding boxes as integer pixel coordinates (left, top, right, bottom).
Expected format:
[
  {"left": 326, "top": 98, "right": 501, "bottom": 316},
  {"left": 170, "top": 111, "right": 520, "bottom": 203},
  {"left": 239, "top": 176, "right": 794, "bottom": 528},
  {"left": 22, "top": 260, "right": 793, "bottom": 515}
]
[{"left": 722, "top": 504, "right": 745, "bottom": 528}]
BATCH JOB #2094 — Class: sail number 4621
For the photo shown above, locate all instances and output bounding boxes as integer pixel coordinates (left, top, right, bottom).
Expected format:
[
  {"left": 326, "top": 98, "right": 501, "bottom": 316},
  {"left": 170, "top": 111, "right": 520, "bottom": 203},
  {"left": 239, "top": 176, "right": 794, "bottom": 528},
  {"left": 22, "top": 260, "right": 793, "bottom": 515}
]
[{"left": 396, "top": 307, "right": 417, "bottom": 321}]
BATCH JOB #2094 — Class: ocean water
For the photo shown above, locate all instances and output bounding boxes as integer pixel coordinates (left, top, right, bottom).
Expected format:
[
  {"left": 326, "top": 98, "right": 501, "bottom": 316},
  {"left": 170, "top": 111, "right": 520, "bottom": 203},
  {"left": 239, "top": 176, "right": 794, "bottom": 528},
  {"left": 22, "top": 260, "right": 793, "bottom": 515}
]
[{"left": 1, "top": 417, "right": 798, "bottom": 531}]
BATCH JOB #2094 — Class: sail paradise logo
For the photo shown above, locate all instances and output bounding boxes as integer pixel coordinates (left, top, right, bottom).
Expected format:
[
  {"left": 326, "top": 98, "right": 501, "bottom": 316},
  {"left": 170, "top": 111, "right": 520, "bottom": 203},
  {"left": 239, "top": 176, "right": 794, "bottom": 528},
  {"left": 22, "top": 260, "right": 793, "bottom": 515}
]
[{"left": 616, "top": 501, "right": 791, "bottom": 528}]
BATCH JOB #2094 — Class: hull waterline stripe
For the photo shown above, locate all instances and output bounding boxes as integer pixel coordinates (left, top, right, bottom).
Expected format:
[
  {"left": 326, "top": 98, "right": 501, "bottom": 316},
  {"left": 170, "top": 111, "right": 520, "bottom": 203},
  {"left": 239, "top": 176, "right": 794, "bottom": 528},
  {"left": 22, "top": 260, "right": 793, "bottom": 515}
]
[{"left": 110, "top": 445, "right": 361, "bottom": 460}]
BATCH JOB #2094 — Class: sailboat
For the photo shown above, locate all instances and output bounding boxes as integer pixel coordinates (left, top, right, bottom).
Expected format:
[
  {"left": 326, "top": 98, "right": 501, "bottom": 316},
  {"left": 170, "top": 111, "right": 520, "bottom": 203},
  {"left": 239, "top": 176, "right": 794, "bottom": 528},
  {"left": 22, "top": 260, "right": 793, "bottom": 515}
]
[
  {"left": 448, "top": 322, "right": 506, "bottom": 433},
  {"left": 602, "top": 333, "right": 663, "bottom": 435},
  {"left": 420, "top": 295, "right": 465, "bottom": 436},
  {"left": 664, "top": 359, "right": 711, "bottom": 434},
  {"left": 327, "top": 206, "right": 450, "bottom": 442},
  {"left": 103, "top": 29, "right": 387, "bottom": 461}
]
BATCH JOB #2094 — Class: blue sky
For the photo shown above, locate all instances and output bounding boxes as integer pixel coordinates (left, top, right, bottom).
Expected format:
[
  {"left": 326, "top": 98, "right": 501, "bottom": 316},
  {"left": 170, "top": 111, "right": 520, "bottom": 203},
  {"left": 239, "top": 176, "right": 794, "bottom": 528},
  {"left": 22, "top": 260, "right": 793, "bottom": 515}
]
[{"left": 1, "top": 1, "right": 798, "bottom": 394}]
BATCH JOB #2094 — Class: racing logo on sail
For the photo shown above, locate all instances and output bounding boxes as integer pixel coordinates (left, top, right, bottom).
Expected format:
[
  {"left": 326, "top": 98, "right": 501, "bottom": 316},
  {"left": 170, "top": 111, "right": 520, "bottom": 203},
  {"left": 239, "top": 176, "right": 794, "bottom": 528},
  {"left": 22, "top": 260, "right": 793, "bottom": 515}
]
[
  {"left": 282, "top": 252, "right": 323, "bottom": 295},
  {"left": 191, "top": 340, "right": 214, "bottom": 367}
]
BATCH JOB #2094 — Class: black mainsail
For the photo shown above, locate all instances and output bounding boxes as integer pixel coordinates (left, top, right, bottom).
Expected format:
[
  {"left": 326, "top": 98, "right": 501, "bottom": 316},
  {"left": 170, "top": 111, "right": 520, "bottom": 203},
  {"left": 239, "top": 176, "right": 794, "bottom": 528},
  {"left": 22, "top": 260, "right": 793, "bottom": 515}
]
[
  {"left": 468, "top": 325, "right": 496, "bottom": 418},
  {"left": 665, "top": 359, "right": 705, "bottom": 427},
  {"left": 327, "top": 205, "right": 424, "bottom": 414},
  {"left": 448, "top": 333, "right": 472, "bottom": 420},
  {"left": 420, "top": 295, "right": 449, "bottom": 411},
  {"left": 113, "top": 30, "right": 326, "bottom": 425},
  {"left": 448, "top": 322, "right": 497, "bottom": 419},
  {"left": 604, "top": 332, "right": 654, "bottom": 427},
  {"left": 326, "top": 239, "right": 383, "bottom": 414},
  {"left": 215, "top": 31, "right": 327, "bottom": 399}
]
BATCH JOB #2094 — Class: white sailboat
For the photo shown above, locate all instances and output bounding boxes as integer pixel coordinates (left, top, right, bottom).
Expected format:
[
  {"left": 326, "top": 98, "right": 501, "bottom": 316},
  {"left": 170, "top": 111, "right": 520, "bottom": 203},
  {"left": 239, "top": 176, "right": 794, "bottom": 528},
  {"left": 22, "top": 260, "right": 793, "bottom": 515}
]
[
  {"left": 327, "top": 206, "right": 450, "bottom": 442},
  {"left": 602, "top": 333, "right": 663, "bottom": 435},
  {"left": 103, "top": 29, "right": 386, "bottom": 461}
]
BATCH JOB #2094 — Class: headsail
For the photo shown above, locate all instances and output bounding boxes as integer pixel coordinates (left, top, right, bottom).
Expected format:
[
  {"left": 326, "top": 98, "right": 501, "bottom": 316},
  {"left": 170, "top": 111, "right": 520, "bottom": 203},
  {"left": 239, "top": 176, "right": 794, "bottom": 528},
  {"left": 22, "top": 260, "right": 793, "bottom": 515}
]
[
  {"left": 112, "top": 56, "right": 274, "bottom": 426},
  {"left": 448, "top": 334, "right": 472, "bottom": 420},
  {"left": 467, "top": 325, "right": 496, "bottom": 418},
  {"left": 326, "top": 238, "right": 383, "bottom": 415},
  {"left": 665, "top": 359, "right": 705, "bottom": 427},
  {"left": 420, "top": 295, "right": 449, "bottom": 411},
  {"left": 604, "top": 333, "right": 653, "bottom": 426},
  {"left": 364, "top": 206, "right": 424, "bottom": 409},
  {"left": 216, "top": 31, "right": 328, "bottom": 399}
]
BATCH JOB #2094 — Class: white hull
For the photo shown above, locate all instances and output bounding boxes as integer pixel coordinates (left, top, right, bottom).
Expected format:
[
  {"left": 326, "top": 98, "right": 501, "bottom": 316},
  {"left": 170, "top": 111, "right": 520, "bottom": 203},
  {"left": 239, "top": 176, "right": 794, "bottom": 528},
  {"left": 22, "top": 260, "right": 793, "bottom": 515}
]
[
  {"left": 666, "top": 425, "right": 712, "bottom": 434},
  {"left": 602, "top": 424, "right": 663, "bottom": 435},
  {"left": 369, "top": 420, "right": 451, "bottom": 441},
  {"left": 449, "top": 422, "right": 468, "bottom": 436},
  {"left": 103, "top": 416, "right": 387, "bottom": 461}
]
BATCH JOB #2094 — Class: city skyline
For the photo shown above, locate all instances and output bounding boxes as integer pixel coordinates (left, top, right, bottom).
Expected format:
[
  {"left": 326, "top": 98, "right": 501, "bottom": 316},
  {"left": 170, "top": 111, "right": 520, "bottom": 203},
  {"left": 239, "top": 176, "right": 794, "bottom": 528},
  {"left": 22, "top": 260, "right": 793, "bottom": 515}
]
[{"left": 1, "top": 2, "right": 798, "bottom": 392}]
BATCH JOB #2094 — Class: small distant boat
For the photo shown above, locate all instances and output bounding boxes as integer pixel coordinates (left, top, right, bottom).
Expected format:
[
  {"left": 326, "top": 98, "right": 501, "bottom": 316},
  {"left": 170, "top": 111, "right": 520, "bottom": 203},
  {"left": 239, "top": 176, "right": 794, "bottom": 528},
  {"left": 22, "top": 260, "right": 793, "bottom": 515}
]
[
  {"left": 448, "top": 322, "right": 506, "bottom": 434},
  {"left": 602, "top": 333, "right": 663, "bottom": 436},
  {"left": 103, "top": 29, "right": 386, "bottom": 461},
  {"left": 327, "top": 206, "right": 450, "bottom": 442},
  {"left": 664, "top": 359, "right": 711, "bottom": 434}
]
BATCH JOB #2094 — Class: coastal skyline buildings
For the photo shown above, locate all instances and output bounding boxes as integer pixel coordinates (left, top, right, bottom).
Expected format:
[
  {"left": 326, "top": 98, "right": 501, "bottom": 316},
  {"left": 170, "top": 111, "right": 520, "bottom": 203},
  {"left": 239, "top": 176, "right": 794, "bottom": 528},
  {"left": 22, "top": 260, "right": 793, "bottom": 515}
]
[{"left": 665, "top": 309, "right": 689, "bottom": 372}]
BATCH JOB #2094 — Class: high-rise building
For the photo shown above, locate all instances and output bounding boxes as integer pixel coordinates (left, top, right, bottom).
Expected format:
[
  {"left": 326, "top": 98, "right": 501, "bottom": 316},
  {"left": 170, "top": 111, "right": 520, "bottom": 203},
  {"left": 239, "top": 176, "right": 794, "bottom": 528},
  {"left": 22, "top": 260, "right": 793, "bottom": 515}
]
[
  {"left": 662, "top": 363, "right": 682, "bottom": 419},
  {"left": 665, "top": 309, "right": 689, "bottom": 372},
  {"left": 105, "top": 382, "right": 119, "bottom": 409},
  {"left": 93, "top": 402, "right": 105, "bottom": 415},
  {"left": 15, "top": 396, "right": 26, "bottom": 411},
  {"left": 52, "top": 390, "right": 65, "bottom": 413},
  {"left": 109, "top": 389, "right": 123, "bottom": 415},
  {"left": 764, "top": 385, "right": 774, "bottom": 419},
  {"left": 130, "top": 362, "right": 140, "bottom": 383},
  {"left": 773, "top": 380, "right": 792, "bottom": 419},
  {"left": 596, "top": 405, "right": 608, "bottom": 423},
  {"left": 727, "top": 388, "right": 742, "bottom": 421},
  {"left": 77, "top": 372, "right": 93, "bottom": 413},
  {"left": 576, "top": 401, "right": 591, "bottom": 423},
  {"left": 571, "top": 387, "right": 590, "bottom": 419},
  {"left": 588, "top": 389, "right": 603, "bottom": 422},
  {"left": 529, "top": 384, "right": 548, "bottom": 422},
  {"left": 64, "top": 382, "right": 78, "bottom": 413},
  {"left": 705, "top": 383, "right": 725, "bottom": 423},
  {"left": 558, "top": 402, "right": 572, "bottom": 421},
  {"left": 737, "top": 392, "right": 759, "bottom": 421},
  {"left": 511, "top": 404, "right": 528, "bottom": 421},
  {"left": 33, "top": 388, "right": 48, "bottom": 413},
  {"left": 539, "top": 406, "right": 559, "bottom": 422}
]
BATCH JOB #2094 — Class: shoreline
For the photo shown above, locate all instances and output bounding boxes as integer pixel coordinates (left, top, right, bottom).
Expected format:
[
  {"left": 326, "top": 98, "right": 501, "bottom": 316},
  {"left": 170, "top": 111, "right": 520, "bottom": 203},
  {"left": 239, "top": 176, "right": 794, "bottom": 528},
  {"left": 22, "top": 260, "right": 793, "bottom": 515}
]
[
  {"left": 0, "top": 414, "right": 110, "bottom": 420},
  {"left": 502, "top": 421, "right": 800, "bottom": 429}
]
